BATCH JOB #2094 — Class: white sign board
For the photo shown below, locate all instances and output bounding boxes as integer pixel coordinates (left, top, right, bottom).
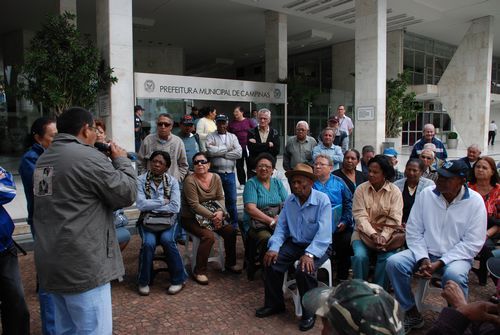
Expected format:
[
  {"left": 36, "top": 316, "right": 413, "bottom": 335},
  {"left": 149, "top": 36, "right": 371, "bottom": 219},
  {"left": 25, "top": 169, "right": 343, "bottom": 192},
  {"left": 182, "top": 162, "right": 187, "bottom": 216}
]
[
  {"left": 356, "top": 106, "right": 375, "bottom": 121},
  {"left": 135, "top": 73, "right": 286, "bottom": 104}
]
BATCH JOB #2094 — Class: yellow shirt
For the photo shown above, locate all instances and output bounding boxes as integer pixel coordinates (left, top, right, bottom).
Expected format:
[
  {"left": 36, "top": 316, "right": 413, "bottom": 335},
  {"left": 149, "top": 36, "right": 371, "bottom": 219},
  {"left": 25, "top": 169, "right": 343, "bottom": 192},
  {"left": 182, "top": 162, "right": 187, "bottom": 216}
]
[{"left": 352, "top": 181, "right": 403, "bottom": 241}]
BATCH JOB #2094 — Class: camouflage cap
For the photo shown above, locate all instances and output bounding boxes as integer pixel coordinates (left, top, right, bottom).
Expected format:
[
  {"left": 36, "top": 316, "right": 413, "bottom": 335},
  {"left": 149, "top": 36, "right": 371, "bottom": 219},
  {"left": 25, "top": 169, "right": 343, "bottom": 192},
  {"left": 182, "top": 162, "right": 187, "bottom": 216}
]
[{"left": 303, "top": 279, "right": 404, "bottom": 335}]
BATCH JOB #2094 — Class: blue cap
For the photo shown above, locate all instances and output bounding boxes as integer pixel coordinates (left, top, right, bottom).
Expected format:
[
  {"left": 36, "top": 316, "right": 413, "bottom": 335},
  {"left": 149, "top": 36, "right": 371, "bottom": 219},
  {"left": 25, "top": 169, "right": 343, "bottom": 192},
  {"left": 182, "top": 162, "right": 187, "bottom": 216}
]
[
  {"left": 215, "top": 114, "right": 229, "bottom": 122},
  {"left": 436, "top": 160, "right": 469, "bottom": 178},
  {"left": 383, "top": 148, "right": 398, "bottom": 157}
]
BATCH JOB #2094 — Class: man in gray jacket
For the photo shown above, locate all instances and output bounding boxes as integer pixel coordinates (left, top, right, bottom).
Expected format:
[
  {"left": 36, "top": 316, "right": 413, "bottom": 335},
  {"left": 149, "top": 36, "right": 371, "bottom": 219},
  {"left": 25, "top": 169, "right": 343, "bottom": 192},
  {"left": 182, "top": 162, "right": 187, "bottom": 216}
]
[
  {"left": 33, "top": 107, "right": 137, "bottom": 334},
  {"left": 206, "top": 114, "right": 242, "bottom": 229}
]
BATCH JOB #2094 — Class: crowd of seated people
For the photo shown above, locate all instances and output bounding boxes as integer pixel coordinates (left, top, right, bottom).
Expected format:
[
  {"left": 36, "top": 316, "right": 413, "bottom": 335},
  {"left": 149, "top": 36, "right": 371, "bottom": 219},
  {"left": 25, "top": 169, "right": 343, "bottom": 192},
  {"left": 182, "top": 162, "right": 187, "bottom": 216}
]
[{"left": 14, "top": 108, "right": 500, "bottom": 334}]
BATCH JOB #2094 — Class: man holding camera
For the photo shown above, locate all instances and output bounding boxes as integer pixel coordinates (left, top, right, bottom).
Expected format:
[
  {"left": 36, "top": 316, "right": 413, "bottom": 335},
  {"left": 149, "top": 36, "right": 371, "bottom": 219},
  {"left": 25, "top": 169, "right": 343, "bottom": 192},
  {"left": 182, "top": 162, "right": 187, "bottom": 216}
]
[{"left": 33, "top": 107, "right": 137, "bottom": 334}]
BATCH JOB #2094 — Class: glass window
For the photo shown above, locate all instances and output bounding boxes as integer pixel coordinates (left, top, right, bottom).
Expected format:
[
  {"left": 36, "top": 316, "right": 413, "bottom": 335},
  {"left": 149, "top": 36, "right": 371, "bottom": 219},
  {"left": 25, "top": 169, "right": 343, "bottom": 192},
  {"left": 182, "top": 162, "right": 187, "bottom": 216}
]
[
  {"left": 403, "top": 49, "right": 414, "bottom": 71},
  {"left": 414, "top": 51, "right": 425, "bottom": 73}
]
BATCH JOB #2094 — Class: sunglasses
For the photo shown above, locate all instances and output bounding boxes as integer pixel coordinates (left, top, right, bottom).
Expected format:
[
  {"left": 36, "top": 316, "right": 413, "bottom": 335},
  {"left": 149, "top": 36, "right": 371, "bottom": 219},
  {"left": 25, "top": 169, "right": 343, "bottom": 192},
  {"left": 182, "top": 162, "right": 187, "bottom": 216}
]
[
  {"left": 193, "top": 159, "right": 209, "bottom": 165},
  {"left": 157, "top": 122, "right": 172, "bottom": 128}
]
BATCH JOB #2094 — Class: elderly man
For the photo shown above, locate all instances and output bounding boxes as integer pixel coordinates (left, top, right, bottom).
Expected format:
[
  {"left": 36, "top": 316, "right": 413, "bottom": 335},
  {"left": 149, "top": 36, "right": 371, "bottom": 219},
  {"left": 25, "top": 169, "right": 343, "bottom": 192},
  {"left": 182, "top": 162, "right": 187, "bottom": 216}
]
[
  {"left": 247, "top": 108, "right": 280, "bottom": 178},
  {"left": 312, "top": 128, "right": 343, "bottom": 170},
  {"left": 383, "top": 148, "right": 404, "bottom": 181},
  {"left": 459, "top": 144, "right": 481, "bottom": 181},
  {"left": 283, "top": 121, "right": 317, "bottom": 171},
  {"left": 255, "top": 163, "right": 332, "bottom": 332},
  {"left": 359, "top": 145, "right": 375, "bottom": 179},
  {"left": 313, "top": 155, "right": 353, "bottom": 282},
  {"left": 178, "top": 115, "right": 200, "bottom": 171},
  {"left": 326, "top": 116, "right": 348, "bottom": 153},
  {"left": 33, "top": 107, "right": 137, "bottom": 334},
  {"left": 410, "top": 124, "right": 448, "bottom": 160},
  {"left": 386, "top": 160, "right": 487, "bottom": 334},
  {"left": 138, "top": 113, "right": 189, "bottom": 180},
  {"left": 206, "top": 114, "right": 242, "bottom": 229},
  {"left": 419, "top": 148, "right": 438, "bottom": 182}
]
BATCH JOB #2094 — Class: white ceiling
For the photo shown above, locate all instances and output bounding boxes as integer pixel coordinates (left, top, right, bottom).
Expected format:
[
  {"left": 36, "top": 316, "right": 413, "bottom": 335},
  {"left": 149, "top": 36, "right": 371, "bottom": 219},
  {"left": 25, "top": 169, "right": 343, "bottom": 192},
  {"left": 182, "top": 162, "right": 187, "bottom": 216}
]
[{"left": 1, "top": 0, "right": 499, "bottom": 71}]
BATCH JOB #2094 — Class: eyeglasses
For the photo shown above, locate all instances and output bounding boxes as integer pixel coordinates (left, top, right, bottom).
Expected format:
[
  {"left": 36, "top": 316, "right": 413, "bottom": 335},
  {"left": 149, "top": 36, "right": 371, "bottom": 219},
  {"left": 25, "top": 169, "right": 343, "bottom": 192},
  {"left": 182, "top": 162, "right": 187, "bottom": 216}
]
[
  {"left": 193, "top": 159, "right": 209, "bottom": 165},
  {"left": 257, "top": 164, "right": 273, "bottom": 170},
  {"left": 157, "top": 122, "right": 172, "bottom": 128},
  {"left": 314, "top": 162, "right": 330, "bottom": 167}
]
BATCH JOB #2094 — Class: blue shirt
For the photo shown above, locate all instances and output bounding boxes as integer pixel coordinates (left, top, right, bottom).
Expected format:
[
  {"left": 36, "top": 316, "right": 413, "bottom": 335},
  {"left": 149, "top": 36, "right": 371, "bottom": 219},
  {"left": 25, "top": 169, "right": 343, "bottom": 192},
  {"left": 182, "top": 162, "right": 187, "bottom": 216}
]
[
  {"left": 313, "top": 174, "right": 353, "bottom": 233},
  {"left": 268, "top": 189, "right": 332, "bottom": 258},
  {"left": 136, "top": 173, "right": 181, "bottom": 214},
  {"left": 243, "top": 176, "right": 289, "bottom": 232},
  {"left": 312, "top": 143, "right": 344, "bottom": 170},
  {"left": 410, "top": 137, "right": 448, "bottom": 160},
  {"left": 19, "top": 143, "right": 45, "bottom": 227},
  {"left": 0, "top": 167, "right": 16, "bottom": 251}
]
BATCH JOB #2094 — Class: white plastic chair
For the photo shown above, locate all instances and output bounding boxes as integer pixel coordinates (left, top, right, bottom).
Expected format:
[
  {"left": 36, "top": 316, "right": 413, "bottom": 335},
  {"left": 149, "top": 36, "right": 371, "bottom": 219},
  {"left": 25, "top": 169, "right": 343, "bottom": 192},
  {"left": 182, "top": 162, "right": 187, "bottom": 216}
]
[
  {"left": 186, "top": 233, "right": 225, "bottom": 273},
  {"left": 282, "top": 259, "right": 332, "bottom": 317}
]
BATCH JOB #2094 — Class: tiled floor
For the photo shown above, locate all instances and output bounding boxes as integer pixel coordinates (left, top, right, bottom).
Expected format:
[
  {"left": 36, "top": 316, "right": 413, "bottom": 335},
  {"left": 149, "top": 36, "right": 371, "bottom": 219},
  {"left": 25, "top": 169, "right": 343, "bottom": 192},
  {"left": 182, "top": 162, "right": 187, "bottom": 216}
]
[{"left": 19, "top": 235, "right": 496, "bottom": 334}]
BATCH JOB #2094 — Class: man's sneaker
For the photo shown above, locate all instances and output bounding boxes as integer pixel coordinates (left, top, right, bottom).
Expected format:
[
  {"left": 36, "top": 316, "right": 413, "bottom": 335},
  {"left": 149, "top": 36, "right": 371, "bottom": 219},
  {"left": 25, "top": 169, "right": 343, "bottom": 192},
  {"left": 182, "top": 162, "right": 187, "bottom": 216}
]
[
  {"left": 138, "top": 285, "right": 150, "bottom": 296},
  {"left": 404, "top": 312, "right": 424, "bottom": 334}
]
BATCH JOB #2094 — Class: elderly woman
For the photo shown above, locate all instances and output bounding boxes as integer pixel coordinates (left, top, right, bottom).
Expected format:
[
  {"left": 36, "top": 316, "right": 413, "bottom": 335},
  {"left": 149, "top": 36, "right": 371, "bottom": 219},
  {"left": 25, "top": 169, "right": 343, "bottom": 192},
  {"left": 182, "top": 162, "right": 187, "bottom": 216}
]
[
  {"left": 136, "top": 151, "right": 187, "bottom": 296},
  {"left": 181, "top": 152, "right": 240, "bottom": 285},
  {"left": 468, "top": 156, "right": 500, "bottom": 285},
  {"left": 394, "top": 159, "right": 435, "bottom": 226},
  {"left": 333, "top": 149, "right": 367, "bottom": 194},
  {"left": 196, "top": 106, "right": 217, "bottom": 152},
  {"left": 313, "top": 154, "right": 353, "bottom": 282},
  {"left": 352, "top": 155, "right": 403, "bottom": 289},
  {"left": 419, "top": 148, "right": 438, "bottom": 182},
  {"left": 243, "top": 153, "right": 288, "bottom": 275}
]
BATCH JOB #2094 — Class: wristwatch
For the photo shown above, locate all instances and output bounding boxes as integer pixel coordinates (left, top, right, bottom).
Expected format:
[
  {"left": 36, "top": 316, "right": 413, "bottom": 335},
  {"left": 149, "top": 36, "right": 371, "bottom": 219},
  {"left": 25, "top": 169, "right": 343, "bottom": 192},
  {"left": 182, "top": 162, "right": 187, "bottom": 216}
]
[
  {"left": 269, "top": 220, "right": 276, "bottom": 228},
  {"left": 305, "top": 252, "right": 314, "bottom": 259}
]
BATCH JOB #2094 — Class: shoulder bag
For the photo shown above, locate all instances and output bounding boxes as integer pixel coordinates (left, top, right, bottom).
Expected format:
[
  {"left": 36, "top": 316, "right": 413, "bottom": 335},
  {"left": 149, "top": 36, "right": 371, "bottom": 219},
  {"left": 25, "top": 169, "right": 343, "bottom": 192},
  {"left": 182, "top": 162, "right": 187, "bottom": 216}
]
[{"left": 249, "top": 204, "right": 282, "bottom": 232}]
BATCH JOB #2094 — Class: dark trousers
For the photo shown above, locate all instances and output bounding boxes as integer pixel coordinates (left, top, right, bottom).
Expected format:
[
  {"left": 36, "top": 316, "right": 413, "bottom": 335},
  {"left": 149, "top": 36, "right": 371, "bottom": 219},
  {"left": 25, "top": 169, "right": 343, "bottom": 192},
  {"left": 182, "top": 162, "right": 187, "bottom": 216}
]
[
  {"left": 182, "top": 218, "right": 237, "bottom": 275},
  {"left": 263, "top": 239, "right": 330, "bottom": 318},
  {"left": 332, "top": 229, "right": 353, "bottom": 280},
  {"left": 235, "top": 149, "right": 250, "bottom": 186},
  {"left": 488, "top": 131, "right": 496, "bottom": 145},
  {"left": 0, "top": 246, "right": 30, "bottom": 335}
]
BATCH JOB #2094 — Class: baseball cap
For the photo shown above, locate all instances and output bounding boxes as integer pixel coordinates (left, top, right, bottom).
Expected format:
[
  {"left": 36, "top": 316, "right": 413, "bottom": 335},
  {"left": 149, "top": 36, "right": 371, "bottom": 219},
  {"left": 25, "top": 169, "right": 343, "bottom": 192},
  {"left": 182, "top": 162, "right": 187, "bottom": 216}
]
[
  {"left": 383, "top": 148, "right": 398, "bottom": 158},
  {"left": 134, "top": 105, "right": 144, "bottom": 112},
  {"left": 303, "top": 279, "right": 404, "bottom": 335},
  {"left": 180, "top": 115, "right": 194, "bottom": 125},
  {"left": 215, "top": 114, "right": 229, "bottom": 122},
  {"left": 436, "top": 160, "right": 469, "bottom": 178},
  {"left": 328, "top": 115, "right": 339, "bottom": 123}
]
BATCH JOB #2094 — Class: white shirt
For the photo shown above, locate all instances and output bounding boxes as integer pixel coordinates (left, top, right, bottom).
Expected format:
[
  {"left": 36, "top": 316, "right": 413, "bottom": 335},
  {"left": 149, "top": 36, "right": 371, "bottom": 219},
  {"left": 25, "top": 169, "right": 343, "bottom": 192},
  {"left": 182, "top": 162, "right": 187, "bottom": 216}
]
[
  {"left": 406, "top": 186, "right": 486, "bottom": 265},
  {"left": 489, "top": 122, "right": 498, "bottom": 132},
  {"left": 338, "top": 115, "right": 354, "bottom": 134}
]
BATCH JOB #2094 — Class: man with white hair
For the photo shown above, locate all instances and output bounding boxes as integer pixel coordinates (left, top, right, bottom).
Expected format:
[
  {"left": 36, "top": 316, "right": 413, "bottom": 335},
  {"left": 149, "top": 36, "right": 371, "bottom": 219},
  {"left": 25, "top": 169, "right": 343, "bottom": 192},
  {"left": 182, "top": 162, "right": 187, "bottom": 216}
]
[
  {"left": 419, "top": 148, "right": 438, "bottom": 182},
  {"left": 247, "top": 109, "right": 280, "bottom": 178},
  {"left": 410, "top": 124, "right": 448, "bottom": 161},
  {"left": 283, "top": 121, "right": 317, "bottom": 171},
  {"left": 459, "top": 144, "right": 481, "bottom": 181}
]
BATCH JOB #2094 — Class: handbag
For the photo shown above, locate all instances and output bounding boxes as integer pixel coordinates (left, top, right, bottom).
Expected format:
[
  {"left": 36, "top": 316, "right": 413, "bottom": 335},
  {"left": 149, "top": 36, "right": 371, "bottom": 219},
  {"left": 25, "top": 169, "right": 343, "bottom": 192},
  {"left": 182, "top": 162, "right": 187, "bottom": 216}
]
[
  {"left": 195, "top": 200, "right": 229, "bottom": 231},
  {"left": 249, "top": 204, "right": 282, "bottom": 232},
  {"left": 141, "top": 212, "right": 177, "bottom": 233},
  {"left": 138, "top": 172, "right": 176, "bottom": 233},
  {"left": 357, "top": 215, "right": 405, "bottom": 252}
]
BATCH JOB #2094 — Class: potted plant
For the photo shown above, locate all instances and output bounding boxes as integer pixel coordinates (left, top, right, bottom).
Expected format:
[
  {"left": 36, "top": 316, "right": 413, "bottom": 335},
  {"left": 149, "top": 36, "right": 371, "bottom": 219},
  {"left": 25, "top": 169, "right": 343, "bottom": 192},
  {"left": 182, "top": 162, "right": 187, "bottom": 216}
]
[
  {"left": 17, "top": 12, "right": 117, "bottom": 116},
  {"left": 385, "top": 71, "right": 421, "bottom": 152},
  {"left": 447, "top": 131, "right": 458, "bottom": 149}
]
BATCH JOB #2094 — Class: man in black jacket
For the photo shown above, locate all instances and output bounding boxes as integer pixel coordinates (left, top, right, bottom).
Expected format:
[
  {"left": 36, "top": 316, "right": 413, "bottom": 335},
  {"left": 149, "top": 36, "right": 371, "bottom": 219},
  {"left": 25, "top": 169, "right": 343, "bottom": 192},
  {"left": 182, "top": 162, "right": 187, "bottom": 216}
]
[{"left": 247, "top": 108, "right": 280, "bottom": 178}]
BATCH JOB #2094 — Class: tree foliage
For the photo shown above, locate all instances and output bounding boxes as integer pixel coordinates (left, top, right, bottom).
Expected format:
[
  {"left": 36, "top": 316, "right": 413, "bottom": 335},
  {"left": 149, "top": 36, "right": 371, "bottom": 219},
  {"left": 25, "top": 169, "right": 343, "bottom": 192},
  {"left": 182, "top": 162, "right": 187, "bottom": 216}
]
[
  {"left": 385, "top": 71, "right": 420, "bottom": 138},
  {"left": 18, "top": 12, "right": 117, "bottom": 116}
]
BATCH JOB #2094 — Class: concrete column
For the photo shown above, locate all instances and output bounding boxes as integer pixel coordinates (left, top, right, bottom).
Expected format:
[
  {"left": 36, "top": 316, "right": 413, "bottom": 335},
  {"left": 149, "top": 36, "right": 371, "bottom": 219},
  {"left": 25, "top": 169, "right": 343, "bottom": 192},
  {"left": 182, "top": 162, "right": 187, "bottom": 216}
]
[
  {"left": 96, "top": 0, "right": 134, "bottom": 152},
  {"left": 265, "top": 11, "right": 287, "bottom": 82},
  {"left": 57, "top": 0, "right": 76, "bottom": 15},
  {"left": 387, "top": 30, "right": 403, "bottom": 80},
  {"left": 354, "top": 0, "right": 387, "bottom": 152},
  {"left": 437, "top": 16, "right": 494, "bottom": 153}
]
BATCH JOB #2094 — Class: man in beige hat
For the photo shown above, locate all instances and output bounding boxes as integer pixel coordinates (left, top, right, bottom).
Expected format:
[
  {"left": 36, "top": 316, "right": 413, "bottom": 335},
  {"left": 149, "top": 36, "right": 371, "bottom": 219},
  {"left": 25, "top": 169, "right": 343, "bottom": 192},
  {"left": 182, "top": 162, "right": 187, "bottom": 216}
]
[{"left": 255, "top": 163, "right": 332, "bottom": 332}]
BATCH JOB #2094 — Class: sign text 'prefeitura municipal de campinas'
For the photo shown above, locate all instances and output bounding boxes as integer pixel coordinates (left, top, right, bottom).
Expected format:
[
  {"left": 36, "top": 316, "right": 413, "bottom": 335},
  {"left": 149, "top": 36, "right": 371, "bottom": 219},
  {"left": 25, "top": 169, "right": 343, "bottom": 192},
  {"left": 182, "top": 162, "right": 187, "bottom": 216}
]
[{"left": 134, "top": 73, "right": 286, "bottom": 104}]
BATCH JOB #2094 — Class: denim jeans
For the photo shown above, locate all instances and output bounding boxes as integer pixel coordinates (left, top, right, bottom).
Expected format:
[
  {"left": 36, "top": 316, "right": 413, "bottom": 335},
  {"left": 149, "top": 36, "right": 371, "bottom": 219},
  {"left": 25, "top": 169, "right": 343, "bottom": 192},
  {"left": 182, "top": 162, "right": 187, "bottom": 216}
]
[
  {"left": 217, "top": 172, "right": 238, "bottom": 229},
  {"left": 351, "top": 240, "right": 396, "bottom": 289},
  {"left": 0, "top": 246, "right": 30, "bottom": 335},
  {"left": 137, "top": 224, "right": 188, "bottom": 286},
  {"left": 39, "top": 286, "right": 56, "bottom": 335},
  {"left": 386, "top": 249, "right": 472, "bottom": 311},
  {"left": 52, "top": 283, "right": 112, "bottom": 335}
]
